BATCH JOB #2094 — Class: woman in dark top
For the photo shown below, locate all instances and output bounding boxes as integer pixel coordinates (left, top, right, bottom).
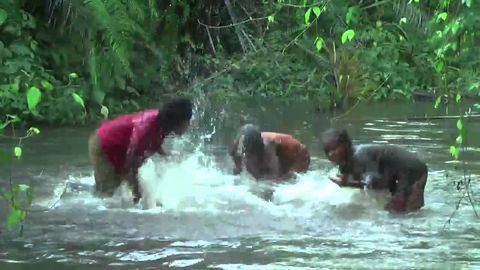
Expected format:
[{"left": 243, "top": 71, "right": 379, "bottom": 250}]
[{"left": 321, "top": 128, "right": 428, "bottom": 213}]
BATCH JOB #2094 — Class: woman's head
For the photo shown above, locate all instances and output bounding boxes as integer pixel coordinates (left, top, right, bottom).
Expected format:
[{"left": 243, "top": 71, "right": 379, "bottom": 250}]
[
  {"left": 238, "top": 124, "right": 264, "bottom": 157},
  {"left": 321, "top": 128, "right": 352, "bottom": 166},
  {"left": 159, "top": 98, "right": 193, "bottom": 135}
]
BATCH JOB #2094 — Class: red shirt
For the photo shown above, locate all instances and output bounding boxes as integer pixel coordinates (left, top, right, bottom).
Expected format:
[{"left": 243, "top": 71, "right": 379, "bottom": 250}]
[{"left": 98, "top": 109, "right": 165, "bottom": 174}]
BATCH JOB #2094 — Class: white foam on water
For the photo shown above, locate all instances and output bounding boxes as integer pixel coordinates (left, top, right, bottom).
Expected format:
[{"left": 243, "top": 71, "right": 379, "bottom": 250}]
[
  {"left": 130, "top": 134, "right": 381, "bottom": 219},
  {"left": 40, "top": 134, "right": 391, "bottom": 222},
  {"left": 38, "top": 105, "right": 394, "bottom": 220}
]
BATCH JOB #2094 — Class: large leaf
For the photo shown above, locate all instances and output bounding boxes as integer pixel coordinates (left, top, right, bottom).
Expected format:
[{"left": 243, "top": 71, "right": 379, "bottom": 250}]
[
  {"left": 28, "top": 127, "right": 40, "bottom": 135},
  {"left": 312, "top": 7, "right": 321, "bottom": 18},
  {"left": 7, "top": 209, "right": 23, "bottom": 228},
  {"left": 341, "top": 29, "right": 355, "bottom": 44},
  {"left": 0, "top": 8, "right": 7, "bottom": 26},
  {"left": 100, "top": 105, "right": 109, "bottom": 119},
  {"left": 456, "top": 119, "right": 463, "bottom": 130},
  {"left": 72, "top": 93, "right": 85, "bottom": 109},
  {"left": 434, "top": 96, "right": 442, "bottom": 109},
  {"left": 304, "top": 8, "right": 312, "bottom": 24},
  {"left": 9, "top": 43, "right": 34, "bottom": 58},
  {"left": 436, "top": 12, "right": 448, "bottom": 23},
  {"left": 26, "top": 87, "right": 42, "bottom": 111},
  {"left": 14, "top": 146, "right": 22, "bottom": 159},
  {"left": 41, "top": 80, "right": 54, "bottom": 91},
  {"left": 314, "top": 37, "right": 324, "bottom": 51}
]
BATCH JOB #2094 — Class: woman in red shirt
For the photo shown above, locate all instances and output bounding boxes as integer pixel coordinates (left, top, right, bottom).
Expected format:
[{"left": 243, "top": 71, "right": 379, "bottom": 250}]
[{"left": 88, "top": 98, "right": 193, "bottom": 203}]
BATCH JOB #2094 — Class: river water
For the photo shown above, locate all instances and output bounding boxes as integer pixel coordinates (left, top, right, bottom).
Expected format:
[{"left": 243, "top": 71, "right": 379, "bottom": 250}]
[{"left": 0, "top": 99, "right": 479, "bottom": 269}]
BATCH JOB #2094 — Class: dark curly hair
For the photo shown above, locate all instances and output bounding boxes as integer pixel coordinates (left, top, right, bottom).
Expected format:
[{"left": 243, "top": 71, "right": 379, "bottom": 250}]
[
  {"left": 321, "top": 128, "right": 352, "bottom": 148},
  {"left": 238, "top": 124, "right": 264, "bottom": 156},
  {"left": 159, "top": 98, "right": 193, "bottom": 131}
]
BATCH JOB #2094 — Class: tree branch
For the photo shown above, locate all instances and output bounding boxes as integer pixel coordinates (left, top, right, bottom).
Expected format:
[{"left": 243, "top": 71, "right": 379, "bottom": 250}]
[
  {"left": 361, "top": 0, "right": 392, "bottom": 10},
  {"left": 281, "top": 0, "right": 331, "bottom": 54},
  {"left": 280, "top": 2, "right": 328, "bottom": 8},
  {"left": 205, "top": 26, "right": 217, "bottom": 54},
  {"left": 197, "top": 16, "right": 269, "bottom": 30}
]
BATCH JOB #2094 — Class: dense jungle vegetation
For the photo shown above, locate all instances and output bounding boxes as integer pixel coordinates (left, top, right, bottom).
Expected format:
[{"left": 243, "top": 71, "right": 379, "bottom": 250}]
[{"left": 0, "top": 0, "right": 478, "bottom": 125}]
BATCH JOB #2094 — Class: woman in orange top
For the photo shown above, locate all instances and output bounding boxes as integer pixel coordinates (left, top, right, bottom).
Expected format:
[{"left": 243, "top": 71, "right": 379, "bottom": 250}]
[{"left": 229, "top": 124, "right": 310, "bottom": 181}]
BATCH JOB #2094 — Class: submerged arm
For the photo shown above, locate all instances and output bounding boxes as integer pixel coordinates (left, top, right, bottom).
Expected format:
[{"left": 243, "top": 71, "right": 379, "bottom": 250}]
[
  {"left": 125, "top": 127, "right": 143, "bottom": 202},
  {"left": 329, "top": 174, "right": 365, "bottom": 189},
  {"left": 229, "top": 139, "right": 243, "bottom": 175}
]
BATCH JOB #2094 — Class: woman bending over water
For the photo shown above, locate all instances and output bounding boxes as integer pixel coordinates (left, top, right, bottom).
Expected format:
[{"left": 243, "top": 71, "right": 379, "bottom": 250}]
[
  {"left": 88, "top": 98, "right": 193, "bottom": 203},
  {"left": 229, "top": 124, "right": 310, "bottom": 182},
  {"left": 321, "top": 128, "right": 428, "bottom": 213}
]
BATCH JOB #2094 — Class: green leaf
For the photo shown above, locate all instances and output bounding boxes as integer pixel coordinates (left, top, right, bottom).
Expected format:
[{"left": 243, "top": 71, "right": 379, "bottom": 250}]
[
  {"left": 0, "top": 9, "right": 7, "bottom": 26},
  {"left": 451, "top": 21, "right": 461, "bottom": 35},
  {"left": 69, "top": 73, "right": 78, "bottom": 79},
  {"left": 9, "top": 43, "right": 33, "bottom": 57},
  {"left": 468, "top": 82, "right": 480, "bottom": 92},
  {"left": 455, "top": 93, "right": 462, "bottom": 103},
  {"left": 462, "top": 0, "right": 471, "bottom": 7},
  {"left": 72, "top": 93, "right": 85, "bottom": 109},
  {"left": 18, "top": 184, "right": 30, "bottom": 192},
  {"left": 0, "top": 120, "right": 11, "bottom": 130},
  {"left": 454, "top": 148, "right": 460, "bottom": 160},
  {"left": 435, "top": 60, "right": 444, "bottom": 73},
  {"left": 40, "top": 80, "right": 54, "bottom": 91},
  {"left": 304, "top": 8, "right": 312, "bottom": 24},
  {"left": 26, "top": 87, "right": 42, "bottom": 111},
  {"left": 450, "top": 145, "right": 459, "bottom": 160},
  {"left": 7, "top": 209, "right": 23, "bottom": 228},
  {"left": 457, "top": 119, "right": 463, "bottom": 130},
  {"left": 100, "top": 105, "right": 109, "bottom": 119},
  {"left": 312, "top": 6, "right": 321, "bottom": 18},
  {"left": 346, "top": 7, "right": 359, "bottom": 25},
  {"left": 400, "top": 17, "right": 407, "bottom": 24},
  {"left": 14, "top": 146, "right": 22, "bottom": 159},
  {"left": 434, "top": 96, "right": 442, "bottom": 109},
  {"left": 341, "top": 29, "right": 355, "bottom": 44},
  {"left": 315, "top": 37, "right": 324, "bottom": 51},
  {"left": 28, "top": 127, "right": 40, "bottom": 134},
  {"left": 267, "top": 15, "right": 274, "bottom": 23},
  {"left": 437, "top": 12, "right": 448, "bottom": 23},
  {"left": 456, "top": 135, "right": 463, "bottom": 144}
]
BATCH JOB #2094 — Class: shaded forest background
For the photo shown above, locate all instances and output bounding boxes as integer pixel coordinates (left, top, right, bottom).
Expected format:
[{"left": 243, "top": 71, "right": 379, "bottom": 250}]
[{"left": 0, "top": 0, "right": 479, "bottom": 124}]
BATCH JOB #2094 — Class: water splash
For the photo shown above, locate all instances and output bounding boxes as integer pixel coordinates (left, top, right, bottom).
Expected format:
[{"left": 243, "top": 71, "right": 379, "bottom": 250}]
[{"left": 38, "top": 97, "right": 391, "bottom": 219}]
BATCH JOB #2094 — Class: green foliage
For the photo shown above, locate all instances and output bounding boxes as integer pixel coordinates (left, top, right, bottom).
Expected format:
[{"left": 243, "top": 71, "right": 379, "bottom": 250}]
[
  {"left": 13, "top": 146, "right": 22, "bottom": 159},
  {"left": 1, "top": 116, "right": 38, "bottom": 234},
  {"left": 72, "top": 93, "right": 85, "bottom": 110},
  {"left": 0, "top": 0, "right": 479, "bottom": 123},
  {"left": 430, "top": 0, "right": 479, "bottom": 170},
  {"left": 26, "top": 86, "right": 41, "bottom": 111},
  {"left": 341, "top": 30, "right": 355, "bottom": 44}
]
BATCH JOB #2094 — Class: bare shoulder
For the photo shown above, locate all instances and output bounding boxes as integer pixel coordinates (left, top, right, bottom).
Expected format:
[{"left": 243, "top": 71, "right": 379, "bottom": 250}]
[{"left": 261, "top": 132, "right": 302, "bottom": 145}]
